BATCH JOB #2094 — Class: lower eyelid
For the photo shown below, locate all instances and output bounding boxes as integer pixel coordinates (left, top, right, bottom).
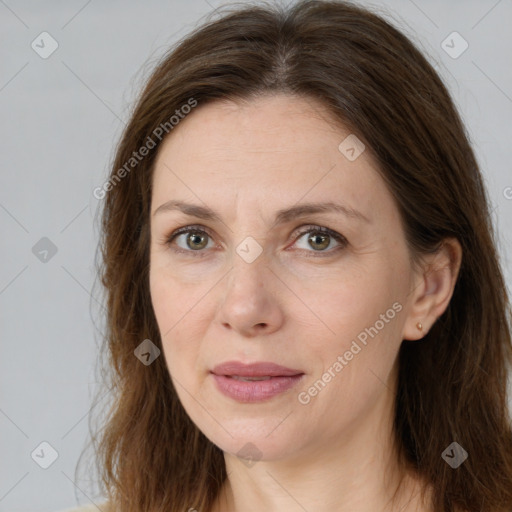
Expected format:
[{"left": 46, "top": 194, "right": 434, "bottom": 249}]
[
  {"left": 165, "top": 226, "right": 347, "bottom": 255},
  {"left": 169, "top": 230, "right": 215, "bottom": 253}
]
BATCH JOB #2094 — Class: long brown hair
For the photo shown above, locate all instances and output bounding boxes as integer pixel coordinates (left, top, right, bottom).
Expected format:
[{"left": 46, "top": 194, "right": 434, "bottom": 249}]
[{"left": 88, "top": 1, "right": 512, "bottom": 511}]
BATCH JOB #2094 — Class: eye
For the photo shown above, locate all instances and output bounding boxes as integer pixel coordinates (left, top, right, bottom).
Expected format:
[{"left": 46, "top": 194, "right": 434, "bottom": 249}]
[
  {"left": 163, "top": 224, "right": 348, "bottom": 257},
  {"left": 292, "top": 225, "right": 347, "bottom": 256},
  {"left": 166, "top": 225, "right": 215, "bottom": 257}
]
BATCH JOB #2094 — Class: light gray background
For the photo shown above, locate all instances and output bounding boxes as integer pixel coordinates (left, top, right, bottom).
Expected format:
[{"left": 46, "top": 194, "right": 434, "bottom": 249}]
[{"left": 1, "top": 1, "right": 511, "bottom": 511}]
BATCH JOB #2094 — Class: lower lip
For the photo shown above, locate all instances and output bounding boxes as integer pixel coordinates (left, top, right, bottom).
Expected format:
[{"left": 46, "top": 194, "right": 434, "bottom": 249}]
[{"left": 212, "top": 374, "right": 304, "bottom": 402}]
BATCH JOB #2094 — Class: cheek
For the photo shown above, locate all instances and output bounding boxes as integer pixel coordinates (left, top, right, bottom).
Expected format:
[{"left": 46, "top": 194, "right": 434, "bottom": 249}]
[
  {"left": 299, "top": 259, "right": 405, "bottom": 379},
  {"left": 299, "top": 263, "right": 397, "bottom": 333},
  {"left": 149, "top": 258, "right": 206, "bottom": 335},
  {"left": 149, "top": 269, "right": 175, "bottom": 333},
  {"left": 296, "top": 295, "right": 403, "bottom": 432},
  {"left": 150, "top": 268, "right": 192, "bottom": 369},
  {"left": 149, "top": 265, "right": 215, "bottom": 385}
]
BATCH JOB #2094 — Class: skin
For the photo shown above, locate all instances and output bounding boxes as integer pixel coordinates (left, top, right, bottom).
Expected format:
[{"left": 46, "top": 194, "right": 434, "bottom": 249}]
[{"left": 149, "top": 93, "right": 462, "bottom": 512}]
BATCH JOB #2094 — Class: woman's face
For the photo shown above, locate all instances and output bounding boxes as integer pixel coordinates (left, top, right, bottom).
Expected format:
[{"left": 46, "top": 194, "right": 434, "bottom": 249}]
[{"left": 149, "top": 94, "right": 419, "bottom": 463}]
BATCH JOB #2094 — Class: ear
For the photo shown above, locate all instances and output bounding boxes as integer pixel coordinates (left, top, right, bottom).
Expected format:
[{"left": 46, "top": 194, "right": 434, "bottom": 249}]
[{"left": 402, "top": 237, "right": 463, "bottom": 341}]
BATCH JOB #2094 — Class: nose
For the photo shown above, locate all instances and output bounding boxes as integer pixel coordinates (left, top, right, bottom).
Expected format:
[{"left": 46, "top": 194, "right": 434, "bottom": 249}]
[{"left": 216, "top": 249, "right": 284, "bottom": 337}]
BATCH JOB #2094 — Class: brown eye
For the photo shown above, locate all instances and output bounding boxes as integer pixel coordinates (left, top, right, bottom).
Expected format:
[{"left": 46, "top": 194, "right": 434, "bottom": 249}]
[
  {"left": 165, "top": 224, "right": 347, "bottom": 258},
  {"left": 293, "top": 226, "right": 347, "bottom": 255},
  {"left": 166, "top": 226, "right": 214, "bottom": 255},
  {"left": 307, "top": 232, "right": 330, "bottom": 251},
  {"left": 186, "top": 231, "right": 209, "bottom": 250}
]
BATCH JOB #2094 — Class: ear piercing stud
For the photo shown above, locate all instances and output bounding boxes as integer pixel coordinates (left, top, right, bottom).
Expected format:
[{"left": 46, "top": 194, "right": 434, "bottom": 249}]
[{"left": 416, "top": 322, "right": 423, "bottom": 331}]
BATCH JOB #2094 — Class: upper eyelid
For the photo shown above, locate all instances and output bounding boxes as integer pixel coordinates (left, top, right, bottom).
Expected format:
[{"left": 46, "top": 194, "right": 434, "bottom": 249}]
[{"left": 168, "top": 224, "right": 346, "bottom": 248}]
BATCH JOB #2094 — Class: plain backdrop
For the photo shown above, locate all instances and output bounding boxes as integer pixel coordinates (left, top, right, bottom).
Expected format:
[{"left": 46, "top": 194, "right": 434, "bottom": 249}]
[{"left": 1, "top": 1, "right": 511, "bottom": 511}]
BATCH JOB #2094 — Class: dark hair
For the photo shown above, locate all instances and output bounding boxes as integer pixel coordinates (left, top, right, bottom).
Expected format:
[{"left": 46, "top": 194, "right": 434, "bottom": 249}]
[{"left": 90, "top": 1, "right": 512, "bottom": 511}]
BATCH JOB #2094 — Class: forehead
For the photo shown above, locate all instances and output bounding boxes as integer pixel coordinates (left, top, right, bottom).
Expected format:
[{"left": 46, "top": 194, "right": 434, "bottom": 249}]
[
  {"left": 151, "top": 94, "right": 386, "bottom": 220},
  {"left": 157, "top": 94, "right": 351, "bottom": 159}
]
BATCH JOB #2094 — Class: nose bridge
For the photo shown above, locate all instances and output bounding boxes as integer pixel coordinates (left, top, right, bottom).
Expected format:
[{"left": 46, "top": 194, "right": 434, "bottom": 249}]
[
  {"left": 219, "top": 200, "right": 275, "bottom": 298},
  {"left": 212, "top": 203, "right": 287, "bottom": 334},
  {"left": 235, "top": 232, "right": 265, "bottom": 265},
  {"left": 217, "top": 239, "right": 274, "bottom": 320},
  {"left": 227, "top": 237, "right": 267, "bottom": 295}
]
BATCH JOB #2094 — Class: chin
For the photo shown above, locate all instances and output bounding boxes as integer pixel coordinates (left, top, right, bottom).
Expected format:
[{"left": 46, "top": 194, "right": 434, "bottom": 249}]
[{"left": 197, "top": 413, "right": 305, "bottom": 463}]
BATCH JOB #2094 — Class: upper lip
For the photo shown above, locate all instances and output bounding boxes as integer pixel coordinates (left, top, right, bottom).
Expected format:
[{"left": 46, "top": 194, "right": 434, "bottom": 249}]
[{"left": 211, "top": 361, "right": 304, "bottom": 377}]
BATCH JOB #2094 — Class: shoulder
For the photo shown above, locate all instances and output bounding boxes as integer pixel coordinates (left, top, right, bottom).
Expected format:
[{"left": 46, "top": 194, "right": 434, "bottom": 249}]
[{"left": 56, "top": 503, "right": 111, "bottom": 512}]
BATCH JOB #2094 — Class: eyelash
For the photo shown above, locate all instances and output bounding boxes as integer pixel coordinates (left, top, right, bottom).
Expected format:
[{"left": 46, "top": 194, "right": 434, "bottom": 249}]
[{"left": 164, "top": 224, "right": 348, "bottom": 258}]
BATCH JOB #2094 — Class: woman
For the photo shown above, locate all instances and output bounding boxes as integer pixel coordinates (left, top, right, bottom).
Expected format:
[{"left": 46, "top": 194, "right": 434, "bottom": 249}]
[{"left": 72, "top": 1, "right": 512, "bottom": 511}]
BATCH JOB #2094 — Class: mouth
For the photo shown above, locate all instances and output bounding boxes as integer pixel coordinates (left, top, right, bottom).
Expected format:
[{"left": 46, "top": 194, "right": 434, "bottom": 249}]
[
  {"left": 230, "top": 376, "right": 273, "bottom": 381},
  {"left": 210, "top": 361, "right": 305, "bottom": 402},
  {"left": 211, "top": 360, "right": 304, "bottom": 377}
]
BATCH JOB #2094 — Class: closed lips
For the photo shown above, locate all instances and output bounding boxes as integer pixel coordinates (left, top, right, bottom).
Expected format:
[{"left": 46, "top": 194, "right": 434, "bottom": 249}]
[
  {"left": 231, "top": 376, "right": 273, "bottom": 381},
  {"left": 210, "top": 362, "right": 305, "bottom": 402},
  {"left": 211, "top": 361, "right": 304, "bottom": 378}
]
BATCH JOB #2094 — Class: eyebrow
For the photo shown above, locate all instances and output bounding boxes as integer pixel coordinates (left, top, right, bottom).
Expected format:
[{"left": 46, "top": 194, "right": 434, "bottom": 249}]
[{"left": 152, "top": 199, "right": 370, "bottom": 224}]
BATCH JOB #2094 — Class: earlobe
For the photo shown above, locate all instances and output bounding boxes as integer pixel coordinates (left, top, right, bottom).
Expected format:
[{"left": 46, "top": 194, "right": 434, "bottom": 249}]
[{"left": 402, "top": 238, "right": 462, "bottom": 341}]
